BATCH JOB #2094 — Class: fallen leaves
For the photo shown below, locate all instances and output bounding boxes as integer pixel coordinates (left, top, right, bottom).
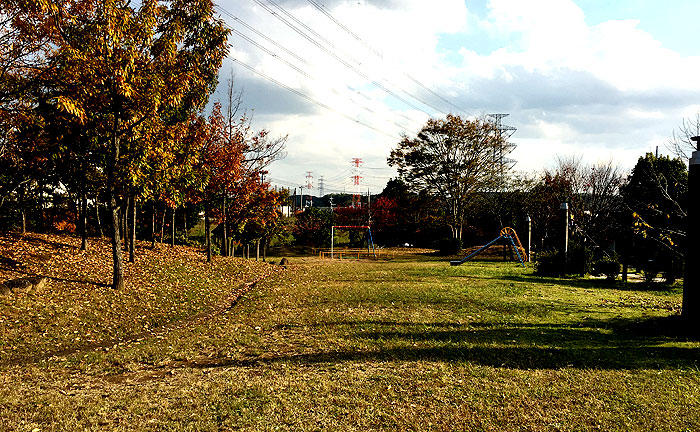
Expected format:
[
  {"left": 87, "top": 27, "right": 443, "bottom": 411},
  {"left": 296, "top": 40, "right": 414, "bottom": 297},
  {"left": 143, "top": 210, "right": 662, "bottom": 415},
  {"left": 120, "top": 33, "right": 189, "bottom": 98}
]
[{"left": 0, "top": 232, "right": 277, "bottom": 366}]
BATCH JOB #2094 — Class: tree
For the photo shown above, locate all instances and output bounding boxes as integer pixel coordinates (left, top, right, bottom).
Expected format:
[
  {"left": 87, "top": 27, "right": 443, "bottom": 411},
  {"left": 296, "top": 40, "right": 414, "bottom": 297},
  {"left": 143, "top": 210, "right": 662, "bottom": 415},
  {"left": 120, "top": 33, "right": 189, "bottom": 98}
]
[
  {"left": 215, "top": 74, "right": 286, "bottom": 256},
  {"left": 527, "top": 157, "right": 624, "bottom": 253},
  {"left": 0, "top": 1, "right": 66, "bottom": 229},
  {"left": 46, "top": 0, "right": 229, "bottom": 289},
  {"left": 621, "top": 153, "right": 687, "bottom": 280},
  {"left": 667, "top": 113, "right": 700, "bottom": 160},
  {"left": 388, "top": 115, "right": 504, "bottom": 241},
  {"left": 372, "top": 178, "right": 427, "bottom": 246},
  {"left": 293, "top": 207, "right": 333, "bottom": 247}
]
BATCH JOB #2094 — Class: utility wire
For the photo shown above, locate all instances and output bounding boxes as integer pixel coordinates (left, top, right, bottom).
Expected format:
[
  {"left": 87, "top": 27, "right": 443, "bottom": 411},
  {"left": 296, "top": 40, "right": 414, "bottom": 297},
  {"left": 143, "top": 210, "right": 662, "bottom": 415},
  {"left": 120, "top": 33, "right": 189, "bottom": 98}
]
[
  {"left": 263, "top": 0, "right": 363, "bottom": 67},
  {"left": 250, "top": 0, "right": 438, "bottom": 117},
  {"left": 303, "top": 0, "right": 471, "bottom": 116},
  {"left": 305, "top": 0, "right": 384, "bottom": 59},
  {"left": 230, "top": 28, "right": 312, "bottom": 79},
  {"left": 218, "top": 4, "right": 419, "bottom": 131},
  {"left": 404, "top": 74, "right": 471, "bottom": 116},
  {"left": 229, "top": 27, "right": 412, "bottom": 131},
  {"left": 216, "top": 6, "right": 309, "bottom": 66},
  {"left": 231, "top": 57, "right": 401, "bottom": 140}
]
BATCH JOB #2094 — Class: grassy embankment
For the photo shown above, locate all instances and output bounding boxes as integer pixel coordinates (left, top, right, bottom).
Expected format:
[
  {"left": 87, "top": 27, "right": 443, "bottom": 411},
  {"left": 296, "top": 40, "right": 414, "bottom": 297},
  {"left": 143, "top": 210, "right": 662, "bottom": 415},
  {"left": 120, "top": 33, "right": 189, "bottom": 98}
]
[{"left": 1, "top": 233, "right": 699, "bottom": 431}]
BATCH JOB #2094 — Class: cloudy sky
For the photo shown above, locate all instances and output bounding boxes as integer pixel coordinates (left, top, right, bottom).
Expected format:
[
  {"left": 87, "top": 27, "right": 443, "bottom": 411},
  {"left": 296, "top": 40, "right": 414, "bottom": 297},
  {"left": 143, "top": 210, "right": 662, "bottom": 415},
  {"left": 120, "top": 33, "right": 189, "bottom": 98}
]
[{"left": 213, "top": 0, "right": 700, "bottom": 196}]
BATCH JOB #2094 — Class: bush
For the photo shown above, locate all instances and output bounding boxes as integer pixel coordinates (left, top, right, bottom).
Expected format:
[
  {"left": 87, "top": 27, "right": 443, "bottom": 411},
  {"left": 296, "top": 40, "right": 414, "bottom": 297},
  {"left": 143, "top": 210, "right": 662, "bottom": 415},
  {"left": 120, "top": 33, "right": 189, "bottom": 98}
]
[
  {"left": 661, "top": 257, "right": 683, "bottom": 285},
  {"left": 535, "top": 244, "right": 594, "bottom": 277},
  {"left": 435, "top": 237, "right": 462, "bottom": 255},
  {"left": 534, "top": 250, "right": 564, "bottom": 276},
  {"left": 567, "top": 243, "right": 594, "bottom": 276},
  {"left": 640, "top": 259, "right": 660, "bottom": 283},
  {"left": 592, "top": 256, "right": 621, "bottom": 281}
]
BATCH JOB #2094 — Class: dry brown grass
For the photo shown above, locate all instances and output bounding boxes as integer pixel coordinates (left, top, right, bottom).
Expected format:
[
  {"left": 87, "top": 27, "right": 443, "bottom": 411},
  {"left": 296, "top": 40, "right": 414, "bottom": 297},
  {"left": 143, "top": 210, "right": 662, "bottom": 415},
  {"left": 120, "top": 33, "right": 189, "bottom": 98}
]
[{"left": 1, "top": 234, "right": 699, "bottom": 431}]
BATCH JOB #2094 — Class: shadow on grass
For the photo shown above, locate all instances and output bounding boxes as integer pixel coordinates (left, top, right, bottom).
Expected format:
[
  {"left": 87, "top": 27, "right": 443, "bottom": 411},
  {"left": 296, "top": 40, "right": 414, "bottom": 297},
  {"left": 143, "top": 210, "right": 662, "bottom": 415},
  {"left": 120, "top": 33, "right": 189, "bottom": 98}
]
[
  {"left": 255, "top": 315, "right": 699, "bottom": 371},
  {"left": 2, "top": 267, "right": 112, "bottom": 288},
  {"left": 14, "top": 233, "right": 77, "bottom": 250},
  {"left": 501, "top": 274, "right": 679, "bottom": 292}
]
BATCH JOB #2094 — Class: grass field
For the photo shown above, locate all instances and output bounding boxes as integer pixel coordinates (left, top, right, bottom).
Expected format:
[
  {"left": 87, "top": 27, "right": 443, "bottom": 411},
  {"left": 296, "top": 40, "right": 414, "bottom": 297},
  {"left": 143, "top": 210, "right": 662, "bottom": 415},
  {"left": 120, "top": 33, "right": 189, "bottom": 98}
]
[{"left": 1, "top": 233, "right": 699, "bottom": 431}]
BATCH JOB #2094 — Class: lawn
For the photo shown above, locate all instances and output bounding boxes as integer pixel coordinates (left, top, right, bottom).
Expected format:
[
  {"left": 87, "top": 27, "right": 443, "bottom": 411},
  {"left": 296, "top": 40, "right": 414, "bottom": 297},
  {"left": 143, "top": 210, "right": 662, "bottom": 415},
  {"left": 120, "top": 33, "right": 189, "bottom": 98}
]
[{"left": 1, "top": 234, "right": 699, "bottom": 431}]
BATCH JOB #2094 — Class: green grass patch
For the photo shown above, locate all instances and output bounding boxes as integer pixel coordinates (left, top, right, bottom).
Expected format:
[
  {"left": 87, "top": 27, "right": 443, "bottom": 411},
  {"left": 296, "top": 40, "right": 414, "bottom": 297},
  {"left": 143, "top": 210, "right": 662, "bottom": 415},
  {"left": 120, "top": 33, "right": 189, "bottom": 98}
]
[{"left": 1, "top": 239, "right": 699, "bottom": 431}]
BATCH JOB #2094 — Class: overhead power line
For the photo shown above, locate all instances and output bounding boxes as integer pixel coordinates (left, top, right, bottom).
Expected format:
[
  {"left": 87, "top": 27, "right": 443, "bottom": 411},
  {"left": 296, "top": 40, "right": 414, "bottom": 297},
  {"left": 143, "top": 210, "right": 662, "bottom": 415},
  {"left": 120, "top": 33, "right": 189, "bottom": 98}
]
[
  {"left": 250, "top": 0, "right": 443, "bottom": 117},
  {"left": 216, "top": 7, "right": 309, "bottom": 66},
  {"left": 303, "top": 0, "right": 471, "bottom": 116},
  {"left": 217, "top": 4, "right": 421, "bottom": 132},
  {"left": 305, "top": 0, "right": 384, "bottom": 59},
  {"left": 404, "top": 74, "right": 471, "bottom": 116},
  {"left": 263, "top": 0, "right": 363, "bottom": 67},
  {"left": 227, "top": 27, "right": 413, "bottom": 131},
  {"left": 230, "top": 28, "right": 312, "bottom": 80},
  {"left": 230, "top": 57, "right": 401, "bottom": 140}
]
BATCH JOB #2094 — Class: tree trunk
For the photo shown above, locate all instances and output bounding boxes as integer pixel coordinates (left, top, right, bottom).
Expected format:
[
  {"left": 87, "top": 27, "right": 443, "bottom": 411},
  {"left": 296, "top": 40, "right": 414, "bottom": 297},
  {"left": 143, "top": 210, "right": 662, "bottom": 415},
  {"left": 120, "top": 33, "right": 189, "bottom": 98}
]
[
  {"left": 80, "top": 187, "right": 88, "bottom": 251},
  {"left": 160, "top": 208, "right": 165, "bottom": 243},
  {"left": 38, "top": 180, "right": 45, "bottom": 232},
  {"left": 151, "top": 201, "right": 156, "bottom": 248},
  {"left": 256, "top": 239, "right": 260, "bottom": 261},
  {"left": 95, "top": 194, "right": 104, "bottom": 238},
  {"left": 19, "top": 183, "right": 26, "bottom": 235},
  {"left": 205, "top": 201, "right": 212, "bottom": 262},
  {"left": 221, "top": 193, "right": 228, "bottom": 256},
  {"left": 121, "top": 201, "right": 128, "bottom": 251},
  {"left": 129, "top": 196, "right": 136, "bottom": 263},
  {"left": 109, "top": 196, "right": 124, "bottom": 289},
  {"left": 171, "top": 207, "right": 175, "bottom": 247},
  {"left": 108, "top": 120, "right": 124, "bottom": 290},
  {"left": 183, "top": 210, "right": 188, "bottom": 243}
]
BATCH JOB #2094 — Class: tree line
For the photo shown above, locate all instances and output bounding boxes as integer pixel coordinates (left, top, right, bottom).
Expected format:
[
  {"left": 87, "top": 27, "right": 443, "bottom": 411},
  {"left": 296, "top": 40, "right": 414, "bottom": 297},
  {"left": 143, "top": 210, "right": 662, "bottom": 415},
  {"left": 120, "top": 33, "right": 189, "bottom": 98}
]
[
  {"left": 2, "top": 2, "right": 694, "bottom": 286},
  {"left": 0, "top": 1, "right": 287, "bottom": 289},
  {"left": 383, "top": 114, "right": 691, "bottom": 280},
  {"left": 291, "top": 114, "right": 692, "bottom": 282}
]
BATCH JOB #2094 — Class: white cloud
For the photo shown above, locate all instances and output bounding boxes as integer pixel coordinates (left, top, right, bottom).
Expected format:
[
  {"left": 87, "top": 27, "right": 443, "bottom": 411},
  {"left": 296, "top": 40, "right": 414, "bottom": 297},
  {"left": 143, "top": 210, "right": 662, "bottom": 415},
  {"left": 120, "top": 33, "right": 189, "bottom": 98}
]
[{"left": 218, "top": 0, "right": 700, "bottom": 191}]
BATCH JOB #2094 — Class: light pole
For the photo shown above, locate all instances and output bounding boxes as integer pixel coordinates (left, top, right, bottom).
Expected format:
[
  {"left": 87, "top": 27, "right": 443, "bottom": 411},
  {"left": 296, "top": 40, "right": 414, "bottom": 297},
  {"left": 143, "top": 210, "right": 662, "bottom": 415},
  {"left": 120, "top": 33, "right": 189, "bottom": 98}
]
[
  {"left": 684, "top": 136, "right": 700, "bottom": 328},
  {"left": 526, "top": 215, "right": 532, "bottom": 262},
  {"left": 561, "top": 202, "right": 569, "bottom": 274}
]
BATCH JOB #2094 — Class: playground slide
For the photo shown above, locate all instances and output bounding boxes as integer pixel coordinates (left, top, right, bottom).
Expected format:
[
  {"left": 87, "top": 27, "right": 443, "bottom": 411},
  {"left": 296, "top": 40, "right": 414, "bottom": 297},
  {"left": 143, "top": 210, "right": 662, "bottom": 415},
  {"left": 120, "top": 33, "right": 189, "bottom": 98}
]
[{"left": 450, "top": 227, "right": 526, "bottom": 267}]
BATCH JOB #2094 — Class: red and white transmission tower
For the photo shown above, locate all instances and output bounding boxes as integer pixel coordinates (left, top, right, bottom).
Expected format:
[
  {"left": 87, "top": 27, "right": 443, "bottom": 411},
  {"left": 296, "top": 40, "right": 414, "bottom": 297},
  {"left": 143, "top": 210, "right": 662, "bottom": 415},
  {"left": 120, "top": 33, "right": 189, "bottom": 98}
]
[
  {"left": 305, "top": 171, "right": 313, "bottom": 207},
  {"left": 350, "top": 158, "right": 363, "bottom": 208}
]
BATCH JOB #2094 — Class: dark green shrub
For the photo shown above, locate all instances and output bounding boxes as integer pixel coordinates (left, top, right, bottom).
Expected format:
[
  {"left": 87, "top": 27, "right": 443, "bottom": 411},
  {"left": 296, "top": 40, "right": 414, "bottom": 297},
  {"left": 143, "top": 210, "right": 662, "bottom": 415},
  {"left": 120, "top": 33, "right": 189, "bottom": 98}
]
[
  {"left": 592, "top": 256, "right": 621, "bottom": 281},
  {"left": 661, "top": 257, "right": 683, "bottom": 285},
  {"left": 534, "top": 250, "right": 564, "bottom": 276},
  {"left": 567, "top": 243, "right": 594, "bottom": 276},
  {"left": 640, "top": 259, "right": 660, "bottom": 283}
]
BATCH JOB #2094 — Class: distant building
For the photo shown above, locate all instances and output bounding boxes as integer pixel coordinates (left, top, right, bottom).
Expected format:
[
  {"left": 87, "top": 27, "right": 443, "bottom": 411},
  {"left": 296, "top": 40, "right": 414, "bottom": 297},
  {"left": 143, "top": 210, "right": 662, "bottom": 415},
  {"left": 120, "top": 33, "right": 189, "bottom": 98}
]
[{"left": 279, "top": 206, "right": 291, "bottom": 217}]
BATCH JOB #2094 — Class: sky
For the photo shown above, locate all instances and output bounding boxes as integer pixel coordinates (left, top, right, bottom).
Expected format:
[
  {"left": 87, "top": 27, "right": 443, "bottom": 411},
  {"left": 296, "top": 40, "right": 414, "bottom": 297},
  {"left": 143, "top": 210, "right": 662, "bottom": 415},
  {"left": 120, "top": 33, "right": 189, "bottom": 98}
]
[{"left": 213, "top": 0, "right": 700, "bottom": 196}]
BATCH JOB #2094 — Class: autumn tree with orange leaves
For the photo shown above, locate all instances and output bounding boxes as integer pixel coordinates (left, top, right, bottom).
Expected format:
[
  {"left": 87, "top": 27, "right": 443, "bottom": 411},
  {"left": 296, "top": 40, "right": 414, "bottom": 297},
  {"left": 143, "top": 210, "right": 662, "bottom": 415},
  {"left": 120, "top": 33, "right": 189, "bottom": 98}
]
[
  {"left": 1, "top": 1, "right": 289, "bottom": 289},
  {"left": 41, "top": 0, "right": 229, "bottom": 289},
  {"left": 196, "top": 99, "right": 286, "bottom": 262}
]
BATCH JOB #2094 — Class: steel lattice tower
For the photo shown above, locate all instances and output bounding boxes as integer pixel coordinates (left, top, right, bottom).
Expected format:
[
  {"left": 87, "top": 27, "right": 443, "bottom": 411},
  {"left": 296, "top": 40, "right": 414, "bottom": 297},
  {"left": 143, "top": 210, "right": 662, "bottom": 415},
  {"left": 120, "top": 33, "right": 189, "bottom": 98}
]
[
  {"left": 318, "top": 176, "right": 325, "bottom": 198},
  {"left": 305, "top": 171, "right": 313, "bottom": 207},
  {"left": 350, "top": 158, "right": 363, "bottom": 208},
  {"left": 488, "top": 113, "right": 517, "bottom": 179}
]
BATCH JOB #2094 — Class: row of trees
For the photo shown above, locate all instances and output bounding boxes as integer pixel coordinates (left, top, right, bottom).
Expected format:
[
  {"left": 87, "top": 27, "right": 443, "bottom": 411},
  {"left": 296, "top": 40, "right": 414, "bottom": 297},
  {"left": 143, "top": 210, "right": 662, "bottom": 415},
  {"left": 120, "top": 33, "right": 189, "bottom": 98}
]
[
  {"left": 381, "top": 113, "right": 693, "bottom": 279},
  {"left": 0, "top": 1, "right": 287, "bottom": 288}
]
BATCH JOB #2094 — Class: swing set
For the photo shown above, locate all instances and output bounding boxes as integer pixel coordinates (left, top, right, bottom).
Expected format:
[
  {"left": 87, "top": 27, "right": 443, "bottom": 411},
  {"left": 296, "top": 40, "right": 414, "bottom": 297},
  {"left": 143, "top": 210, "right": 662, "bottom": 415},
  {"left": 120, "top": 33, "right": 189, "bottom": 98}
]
[
  {"left": 450, "top": 227, "right": 527, "bottom": 267},
  {"left": 330, "top": 225, "right": 376, "bottom": 259}
]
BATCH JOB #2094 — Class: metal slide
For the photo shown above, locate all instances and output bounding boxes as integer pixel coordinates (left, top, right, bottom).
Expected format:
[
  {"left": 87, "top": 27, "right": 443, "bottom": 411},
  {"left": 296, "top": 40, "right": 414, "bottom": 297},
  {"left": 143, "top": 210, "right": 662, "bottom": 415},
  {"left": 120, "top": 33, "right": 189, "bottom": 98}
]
[{"left": 450, "top": 227, "right": 526, "bottom": 267}]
